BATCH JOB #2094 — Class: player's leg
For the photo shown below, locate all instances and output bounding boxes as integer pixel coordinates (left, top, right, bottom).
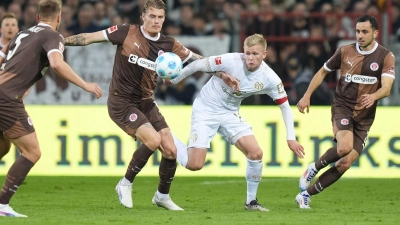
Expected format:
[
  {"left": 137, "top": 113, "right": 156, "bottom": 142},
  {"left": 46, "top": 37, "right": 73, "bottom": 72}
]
[
  {"left": 234, "top": 132, "right": 269, "bottom": 212},
  {"left": 185, "top": 101, "right": 219, "bottom": 171},
  {"left": 299, "top": 118, "right": 354, "bottom": 191},
  {"left": 151, "top": 127, "right": 183, "bottom": 210},
  {"left": 0, "top": 132, "right": 40, "bottom": 218},
  {"left": 171, "top": 132, "right": 189, "bottom": 167},
  {"left": 108, "top": 99, "right": 160, "bottom": 208},
  {"left": 0, "top": 132, "right": 11, "bottom": 160},
  {"left": 140, "top": 100, "right": 183, "bottom": 210},
  {"left": 297, "top": 120, "right": 357, "bottom": 209}
]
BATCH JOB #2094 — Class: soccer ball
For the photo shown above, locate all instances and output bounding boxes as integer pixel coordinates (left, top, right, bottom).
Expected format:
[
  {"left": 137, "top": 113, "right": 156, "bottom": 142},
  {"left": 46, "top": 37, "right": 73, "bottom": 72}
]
[{"left": 155, "top": 52, "right": 182, "bottom": 80}]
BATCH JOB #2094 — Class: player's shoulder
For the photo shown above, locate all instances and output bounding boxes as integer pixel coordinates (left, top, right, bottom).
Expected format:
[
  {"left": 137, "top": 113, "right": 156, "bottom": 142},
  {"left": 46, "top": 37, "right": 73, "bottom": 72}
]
[
  {"left": 159, "top": 33, "right": 177, "bottom": 43},
  {"left": 340, "top": 43, "right": 357, "bottom": 52},
  {"left": 221, "top": 52, "right": 243, "bottom": 61},
  {"left": 376, "top": 44, "right": 393, "bottom": 56}
]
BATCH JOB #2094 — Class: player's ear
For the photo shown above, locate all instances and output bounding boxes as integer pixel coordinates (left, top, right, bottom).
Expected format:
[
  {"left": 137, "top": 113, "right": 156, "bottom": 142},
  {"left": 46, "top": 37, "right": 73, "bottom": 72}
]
[
  {"left": 373, "top": 30, "right": 379, "bottom": 39},
  {"left": 57, "top": 14, "right": 60, "bottom": 24},
  {"left": 36, "top": 14, "right": 40, "bottom": 23}
]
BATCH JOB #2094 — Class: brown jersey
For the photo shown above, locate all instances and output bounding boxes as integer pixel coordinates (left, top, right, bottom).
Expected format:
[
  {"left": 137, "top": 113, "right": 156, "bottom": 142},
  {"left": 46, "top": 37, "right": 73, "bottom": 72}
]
[
  {"left": 324, "top": 42, "right": 396, "bottom": 123},
  {"left": 0, "top": 23, "right": 65, "bottom": 102},
  {"left": 103, "top": 24, "right": 192, "bottom": 102}
]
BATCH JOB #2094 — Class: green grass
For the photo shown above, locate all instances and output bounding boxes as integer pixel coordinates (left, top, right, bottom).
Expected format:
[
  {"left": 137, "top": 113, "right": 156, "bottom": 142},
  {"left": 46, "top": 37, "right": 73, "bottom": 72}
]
[{"left": 0, "top": 176, "right": 399, "bottom": 225}]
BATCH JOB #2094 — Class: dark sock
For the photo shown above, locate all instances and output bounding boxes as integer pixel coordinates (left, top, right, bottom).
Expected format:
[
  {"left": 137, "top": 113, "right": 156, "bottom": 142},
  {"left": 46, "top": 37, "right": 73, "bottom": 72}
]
[
  {"left": 307, "top": 166, "right": 343, "bottom": 195},
  {"left": 315, "top": 147, "right": 340, "bottom": 170},
  {"left": 124, "top": 144, "right": 154, "bottom": 183},
  {"left": 0, "top": 155, "right": 34, "bottom": 204},
  {"left": 158, "top": 157, "right": 177, "bottom": 194}
]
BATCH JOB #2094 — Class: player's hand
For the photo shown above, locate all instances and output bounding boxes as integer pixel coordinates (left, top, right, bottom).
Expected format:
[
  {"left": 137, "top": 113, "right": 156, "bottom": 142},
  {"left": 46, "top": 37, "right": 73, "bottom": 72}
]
[
  {"left": 360, "top": 94, "right": 375, "bottom": 109},
  {"left": 163, "top": 79, "right": 172, "bottom": 85},
  {"left": 221, "top": 72, "right": 240, "bottom": 91},
  {"left": 297, "top": 97, "right": 310, "bottom": 114},
  {"left": 287, "top": 140, "right": 305, "bottom": 158},
  {"left": 83, "top": 82, "right": 102, "bottom": 99}
]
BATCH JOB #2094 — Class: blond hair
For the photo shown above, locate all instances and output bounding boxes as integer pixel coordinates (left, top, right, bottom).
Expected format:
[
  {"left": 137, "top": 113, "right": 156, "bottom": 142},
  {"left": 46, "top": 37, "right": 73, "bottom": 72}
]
[
  {"left": 143, "top": 0, "right": 167, "bottom": 14},
  {"left": 39, "top": 0, "right": 62, "bottom": 19},
  {"left": 244, "top": 34, "right": 267, "bottom": 51}
]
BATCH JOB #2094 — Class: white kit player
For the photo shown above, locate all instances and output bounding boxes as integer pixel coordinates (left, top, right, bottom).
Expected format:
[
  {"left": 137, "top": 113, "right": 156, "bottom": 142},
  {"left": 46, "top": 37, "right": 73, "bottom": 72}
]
[{"left": 169, "top": 34, "right": 305, "bottom": 211}]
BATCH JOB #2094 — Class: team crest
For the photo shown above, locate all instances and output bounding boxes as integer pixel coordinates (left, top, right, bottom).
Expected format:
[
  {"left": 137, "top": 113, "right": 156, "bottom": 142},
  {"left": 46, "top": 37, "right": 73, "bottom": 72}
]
[
  {"left": 191, "top": 133, "right": 198, "bottom": 142},
  {"left": 370, "top": 62, "right": 379, "bottom": 71},
  {"left": 340, "top": 118, "right": 349, "bottom": 125},
  {"left": 129, "top": 113, "right": 138, "bottom": 122},
  {"left": 254, "top": 82, "right": 264, "bottom": 90}
]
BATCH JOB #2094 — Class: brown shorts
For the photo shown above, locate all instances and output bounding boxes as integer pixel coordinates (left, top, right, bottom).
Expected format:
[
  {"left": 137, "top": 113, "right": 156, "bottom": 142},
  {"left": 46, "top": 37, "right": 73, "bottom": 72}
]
[
  {"left": 107, "top": 97, "right": 168, "bottom": 137},
  {"left": 0, "top": 98, "right": 35, "bottom": 139},
  {"left": 331, "top": 105, "right": 371, "bottom": 153}
]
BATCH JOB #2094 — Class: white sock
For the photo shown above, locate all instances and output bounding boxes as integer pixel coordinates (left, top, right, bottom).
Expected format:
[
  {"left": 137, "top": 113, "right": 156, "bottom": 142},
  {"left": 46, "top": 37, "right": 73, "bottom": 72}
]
[
  {"left": 156, "top": 190, "right": 169, "bottom": 201},
  {"left": 121, "top": 177, "right": 132, "bottom": 185},
  {"left": 171, "top": 132, "right": 188, "bottom": 168},
  {"left": 310, "top": 162, "right": 317, "bottom": 171},
  {"left": 246, "top": 158, "right": 262, "bottom": 204}
]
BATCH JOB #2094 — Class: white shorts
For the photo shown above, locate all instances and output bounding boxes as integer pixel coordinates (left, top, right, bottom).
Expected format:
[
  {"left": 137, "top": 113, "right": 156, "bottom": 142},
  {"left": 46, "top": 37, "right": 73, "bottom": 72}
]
[{"left": 188, "top": 99, "right": 253, "bottom": 148}]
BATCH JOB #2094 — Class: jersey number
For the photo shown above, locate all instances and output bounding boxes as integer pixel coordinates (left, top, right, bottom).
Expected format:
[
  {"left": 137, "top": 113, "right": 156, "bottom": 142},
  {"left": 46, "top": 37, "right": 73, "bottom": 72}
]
[{"left": 6, "top": 33, "right": 29, "bottom": 60}]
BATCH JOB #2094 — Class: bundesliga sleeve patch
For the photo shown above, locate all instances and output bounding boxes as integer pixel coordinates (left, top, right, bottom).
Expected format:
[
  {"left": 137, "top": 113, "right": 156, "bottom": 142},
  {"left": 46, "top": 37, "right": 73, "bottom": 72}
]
[
  {"left": 215, "top": 56, "right": 222, "bottom": 65},
  {"left": 108, "top": 25, "right": 118, "bottom": 34}
]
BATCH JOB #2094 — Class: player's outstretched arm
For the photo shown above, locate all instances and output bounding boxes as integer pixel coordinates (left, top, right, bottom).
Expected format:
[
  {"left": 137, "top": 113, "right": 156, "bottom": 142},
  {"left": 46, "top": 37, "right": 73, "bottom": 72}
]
[
  {"left": 297, "top": 66, "right": 330, "bottom": 114},
  {"left": 278, "top": 100, "right": 305, "bottom": 158},
  {"left": 172, "top": 54, "right": 239, "bottom": 90},
  {"left": 48, "top": 52, "right": 102, "bottom": 98},
  {"left": 186, "top": 53, "right": 238, "bottom": 87},
  {"left": 64, "top": 31, "right": 107, "bottom": 46}
]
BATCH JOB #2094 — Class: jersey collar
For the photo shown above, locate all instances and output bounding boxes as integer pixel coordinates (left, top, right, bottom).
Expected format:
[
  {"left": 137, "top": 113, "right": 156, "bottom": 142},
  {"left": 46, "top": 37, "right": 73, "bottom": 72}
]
[
  {"left": 140, "top": 25, "right": 160, "bottom": 41},
  {"left": 37, "top": 22, "right": 52, "bottom": 27},
  {"left": 356, "top": 41, "right": 378, "bottom": 55}
]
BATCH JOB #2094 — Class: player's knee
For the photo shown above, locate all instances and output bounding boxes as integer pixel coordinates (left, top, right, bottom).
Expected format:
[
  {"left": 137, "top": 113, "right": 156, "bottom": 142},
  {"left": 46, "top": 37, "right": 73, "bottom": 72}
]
[
  {"left": 337, "top": 145, "right": 353, "bottom": 157},
  {"left": 247, "top": 149, "right": 263, "bottom": 160},
  {"left": 161, "top": 144, "right": 177, "bottom": 159},
  {"left": 186, "top": 162, "right": 203, "bottom": 171},
  {"left": 142, "top": 134, "right": 162, "bottom": 150},
  {"left": 335, "top": 160, "right": 351, "bottom": 173}
]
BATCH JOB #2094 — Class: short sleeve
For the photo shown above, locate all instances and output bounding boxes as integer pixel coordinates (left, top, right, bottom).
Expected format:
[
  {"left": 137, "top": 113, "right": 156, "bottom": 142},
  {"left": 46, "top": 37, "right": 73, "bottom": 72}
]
[
  {"left": 382, "top": 52, "right": 395, "bottom": 79},
  {"left": 43, "top": 32, "right": 65, "bottom": 58},
  {"left": 265, "top": 70, "right": 287, "bottom": 103},
  {"left": 207, "top": 53, "right": 237, "bottom": 72},
  {"left": 324, "top": 47, "right": 342, "bottom": 72},
  {"left": 103, "top": 24, "right": 130, "bottom": 45},
  {"left": 171, "top": 39, "right": 192, "bottom": 63}
]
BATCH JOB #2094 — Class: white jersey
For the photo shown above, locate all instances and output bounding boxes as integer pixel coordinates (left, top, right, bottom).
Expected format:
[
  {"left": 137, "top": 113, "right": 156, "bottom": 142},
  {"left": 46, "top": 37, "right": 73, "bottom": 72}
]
[{"left": 197, "top": 53, "right": 287, "bottom": 111}]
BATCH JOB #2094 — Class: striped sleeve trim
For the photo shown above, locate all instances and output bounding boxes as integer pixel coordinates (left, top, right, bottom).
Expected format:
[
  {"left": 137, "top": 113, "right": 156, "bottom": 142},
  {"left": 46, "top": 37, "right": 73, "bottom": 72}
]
[
  {"left": 323, "top": 63, "right": 333, "bottom": 72},
  {"left": 382, "top": 73, "right": 395, "bottom": 79},
  {"left": 47, "top": 49, "right": 63, "bottom": 58},
  {"left": 182, "top": 51, "right": 193, "bottom": 64},
  {"left": 102, "top": 30, "right": 110, "bottom": 42}
]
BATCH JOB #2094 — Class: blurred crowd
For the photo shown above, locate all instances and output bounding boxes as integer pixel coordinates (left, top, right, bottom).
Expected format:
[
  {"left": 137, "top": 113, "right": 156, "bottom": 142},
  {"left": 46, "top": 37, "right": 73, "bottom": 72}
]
[{"left": 0, "top": 0, "right": 399, "bottom": 105}]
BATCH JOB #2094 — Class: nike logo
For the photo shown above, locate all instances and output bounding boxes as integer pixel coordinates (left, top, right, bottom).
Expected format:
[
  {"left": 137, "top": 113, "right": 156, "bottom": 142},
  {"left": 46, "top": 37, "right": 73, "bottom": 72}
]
[
  {"left": 347, "top": 61, "right": 355, "bottom": 67},
  {"left": 134, "top": 42, "right": 141, "bottom": 49}
]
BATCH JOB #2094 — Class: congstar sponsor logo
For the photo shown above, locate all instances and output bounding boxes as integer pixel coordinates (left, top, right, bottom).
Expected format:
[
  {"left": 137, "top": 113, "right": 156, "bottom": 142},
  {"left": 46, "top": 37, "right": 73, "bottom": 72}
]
[
  {"left": 345, "top": 74, "right": 377, "bottom": 84},
  {"left": 128, "top": 54, "right": 156, "bottom": 71}
]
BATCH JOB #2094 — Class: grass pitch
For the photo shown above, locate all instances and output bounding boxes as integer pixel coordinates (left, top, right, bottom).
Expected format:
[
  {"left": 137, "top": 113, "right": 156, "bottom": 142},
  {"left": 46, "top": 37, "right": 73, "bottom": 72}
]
[{"left": 0, "top": 176, "right": 399, "bottom": 225}]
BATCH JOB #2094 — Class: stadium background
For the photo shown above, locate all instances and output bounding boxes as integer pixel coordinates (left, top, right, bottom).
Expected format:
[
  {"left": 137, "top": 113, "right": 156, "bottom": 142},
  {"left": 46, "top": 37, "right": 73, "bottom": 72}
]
[{"left": 0, "top": 0, "right": 400, "bottom": 178}]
